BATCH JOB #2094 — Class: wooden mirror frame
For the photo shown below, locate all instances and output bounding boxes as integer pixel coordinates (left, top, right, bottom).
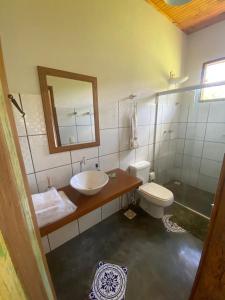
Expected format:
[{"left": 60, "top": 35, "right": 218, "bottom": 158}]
[{"left": 37, "top": 66, "right": 100, "bottom": 153}]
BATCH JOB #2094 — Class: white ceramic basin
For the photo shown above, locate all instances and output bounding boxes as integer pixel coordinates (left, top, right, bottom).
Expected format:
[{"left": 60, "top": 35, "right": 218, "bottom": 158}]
[{"left": 70, "top": 170, "right": 109, "bottom": 196}]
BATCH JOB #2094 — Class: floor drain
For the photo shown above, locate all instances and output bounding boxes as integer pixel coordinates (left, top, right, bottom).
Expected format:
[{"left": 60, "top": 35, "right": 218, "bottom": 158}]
[
  {"left": 174, "top": 180, "right": 181, "bottom": 185},
  {"left": 124, "top": 209, "right": 137, "bottom": 220}
]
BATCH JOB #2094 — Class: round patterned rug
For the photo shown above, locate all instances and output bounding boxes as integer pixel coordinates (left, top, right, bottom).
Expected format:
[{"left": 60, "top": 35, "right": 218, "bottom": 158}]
[
  {"left": 89, "top": 261, "right": 128, "bottom": 300},
  {"left": 162, "top": 214, "right": 186, "bottom": 233}
]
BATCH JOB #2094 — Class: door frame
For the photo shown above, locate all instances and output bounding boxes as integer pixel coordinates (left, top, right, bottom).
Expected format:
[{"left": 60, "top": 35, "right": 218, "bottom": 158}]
[
  {"left": 0, "top": 36, "right": 225, "bottom": 298},
  {"left": 0, "top": 40, "right": 55, "bottom": 299}
]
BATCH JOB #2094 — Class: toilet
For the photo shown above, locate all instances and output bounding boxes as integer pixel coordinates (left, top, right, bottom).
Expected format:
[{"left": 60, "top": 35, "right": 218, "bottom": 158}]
[{"left": 129, "top": 161, "right": 174, "bottom": 218}]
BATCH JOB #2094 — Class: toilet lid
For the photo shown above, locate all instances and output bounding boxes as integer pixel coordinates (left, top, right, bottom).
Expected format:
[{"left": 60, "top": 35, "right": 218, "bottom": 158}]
[{"left": 139, "top": 182, "right": 173, "bottom": 201}]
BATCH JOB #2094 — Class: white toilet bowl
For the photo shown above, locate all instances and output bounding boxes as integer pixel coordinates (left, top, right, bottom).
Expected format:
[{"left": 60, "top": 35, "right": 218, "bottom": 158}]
[
  {"left": 139, "top": 182, "right": 174, "bottom": 218},
  {"left": 129, "top": 161, "right": 174, "bottom": 219}
]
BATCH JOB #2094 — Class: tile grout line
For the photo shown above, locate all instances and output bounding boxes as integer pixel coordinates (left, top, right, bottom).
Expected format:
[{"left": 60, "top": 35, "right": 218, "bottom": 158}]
[
  {"left": 196, "top": 103, "right": 212, "bottom": 188},
  {"left": 18, "top": 93, "right": 40, "bottom": 193}
]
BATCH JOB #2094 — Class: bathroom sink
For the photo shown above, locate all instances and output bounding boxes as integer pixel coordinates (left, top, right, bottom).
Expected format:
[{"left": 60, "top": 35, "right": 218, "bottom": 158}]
[{"left": 70, "top": 170, "right": 109, "bottom": 196}]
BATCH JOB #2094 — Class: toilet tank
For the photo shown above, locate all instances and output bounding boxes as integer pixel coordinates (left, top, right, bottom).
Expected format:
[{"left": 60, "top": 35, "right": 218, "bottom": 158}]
[{"left": 129, "top": 161, "right": 150, "bottom": 184}]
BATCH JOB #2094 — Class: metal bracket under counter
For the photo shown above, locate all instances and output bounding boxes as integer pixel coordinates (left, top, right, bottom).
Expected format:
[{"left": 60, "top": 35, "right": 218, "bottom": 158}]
[{"left": 40, "top": 168, "right": 142, "bottom": 236}]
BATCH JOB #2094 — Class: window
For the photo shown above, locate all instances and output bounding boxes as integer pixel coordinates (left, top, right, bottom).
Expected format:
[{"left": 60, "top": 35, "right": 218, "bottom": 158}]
[{"left": 200, "top": 58, "right": 225, "bottom": 101}]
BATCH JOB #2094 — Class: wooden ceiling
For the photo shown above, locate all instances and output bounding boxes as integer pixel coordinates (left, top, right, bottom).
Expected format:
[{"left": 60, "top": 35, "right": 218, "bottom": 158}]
[{"left": 146, "top": 0, "right": 225, "bottom": 34}]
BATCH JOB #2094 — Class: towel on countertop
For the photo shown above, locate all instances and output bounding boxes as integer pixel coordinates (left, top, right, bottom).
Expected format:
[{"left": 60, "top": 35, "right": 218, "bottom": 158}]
[
  {"left": 32, "top": 187, "right": 77, "bottom": 228},
  {"left": 32, "top": 187, "right": 63, "bottom": 211}
]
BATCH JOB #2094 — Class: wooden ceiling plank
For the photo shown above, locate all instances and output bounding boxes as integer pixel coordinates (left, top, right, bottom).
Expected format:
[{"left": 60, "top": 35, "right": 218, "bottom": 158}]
[{"left": 146, "top": 0, "right": 225, "bottom": 33}]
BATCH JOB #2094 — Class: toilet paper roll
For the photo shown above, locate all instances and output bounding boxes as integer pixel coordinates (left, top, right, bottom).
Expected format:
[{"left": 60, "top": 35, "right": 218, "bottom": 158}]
[{"left": 149, "top": 172, "right": 156, "bottom": 181}]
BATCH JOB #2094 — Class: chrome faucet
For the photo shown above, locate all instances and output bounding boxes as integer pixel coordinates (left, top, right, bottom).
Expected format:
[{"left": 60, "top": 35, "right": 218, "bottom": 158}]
[{"left": 80, "top": 156, "right": 86, "bottom": 172}]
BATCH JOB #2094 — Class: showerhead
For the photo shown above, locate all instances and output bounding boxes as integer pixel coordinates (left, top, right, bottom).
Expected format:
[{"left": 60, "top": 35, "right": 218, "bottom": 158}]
[
  {"left": 169, "top": 72, "right": 189, "bottom": 86},
  {"left": 169, "top": 76, "right": 189, "bottom": 85}
]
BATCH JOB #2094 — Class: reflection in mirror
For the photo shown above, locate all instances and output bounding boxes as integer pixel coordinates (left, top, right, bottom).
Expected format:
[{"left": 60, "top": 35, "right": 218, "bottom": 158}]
[
  {"left": 47, "top": 76, "right": 95, "bottom": 146},
  {"left": 37, "top": 67, "right": 100, "bottom": 153}
]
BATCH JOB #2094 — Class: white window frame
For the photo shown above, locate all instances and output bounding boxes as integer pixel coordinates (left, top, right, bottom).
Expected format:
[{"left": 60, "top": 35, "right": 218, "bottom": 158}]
[{"left": 200, "top": 57, "right": 225, "bottom": 102}]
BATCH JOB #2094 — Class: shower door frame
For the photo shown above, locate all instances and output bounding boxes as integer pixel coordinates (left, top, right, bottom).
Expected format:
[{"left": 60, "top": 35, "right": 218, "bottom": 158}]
[
  {"left": 190, "top": 155, "right": 225, "bottom": 299},
  {"left": 153, "top": 80, "right": 225, "bottom": 169},
  {"left": 156, "top": 82, "right": 225, "bottom": 299}
]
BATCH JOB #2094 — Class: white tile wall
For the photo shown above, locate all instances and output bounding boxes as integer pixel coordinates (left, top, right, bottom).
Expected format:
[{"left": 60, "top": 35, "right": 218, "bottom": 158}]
[
  {"left": 156, "top": 93, "right": 225, "bottom": 193},
  {"left": 148, "top": 144, "right": 154, "bottom": 162},
  {"left": 205, "top": 123, "right": 225, "bottom": 143},
  {"left": 137, "top": 126, "right": 150, "bottom": 146},
  {"left": 82, "top": 158, "right": 99, "bottom": 171},
  {"left": 59, "top": 126, "right": 77, "bottom": 145},
  {"left": 27, "top": 174, "right": 38, "bottom": 194},
  {"left": 119, "top": 128, "right": 130, "bottom": 151},
  {"left": 99, "top": 153, "right": 120, "bottom": 172},
  {"left": 48, "top": 221, "right": 79, "bottom": 250},
  {"left": 186, "top": 123, "right": 206, "bottom": 140},
  {"left": 71, "top": 147, "right": 98, "bottom": 162},
  {"left": 35, "top": 165, "right": 73, "bottom": 192},
  {"left": 19, "top": 137, "right": 34, "bottom": 174},
  {"left": 99, "top": 129, "right": 119, "bottom": 156},
  {"left": 72, "top": 162, "right": 81, "bottom": 175},
  {"left": 99, "top": 101, "right": 118, "bottom": 129},
  {"left": 188, "top": 103, "right": 209, "bottom": 123},
  {"left": 136, "top": 146, "right": 149, "bottom": 162},
  {"left": 11, "top": 94, "right": 26, "bottom": 137},
  {"left": 137, "top": 101, "right": 151, "bottom": 125},
  {"left": 177, "top": 123, "right": 187, "bottom": 139},
  {"left": 29, "top": 135, "right": 71, "bottom": 172},
  {"left": 119, "top": 100, "right": 132, "bottom": 128},
  {"left": 176, "top": 139, "right": 185, "bottom": 154},
  {"left": 56, "top": 107, "right": 75, "bottom": 126},
  {"left": 184, "top": 140, "right": 203, "bottom": 158},
  {"left": 208, "top": 102, "right": 225, "bottom": 123},
  {"left": 203, "top": 142, "right": 225, "bottom": 162},
  {"left": 102, "top": 198, "right": 120, "bottom": 220},
  {"left": 77, "top": 126, "right": 93, "bottom": 143},
  {"left": 119, "top": 150, "right": 135, "bottom": 171},
  {"left": 21, "top": 94, "right": 46, "bottom": 135},
  {"left": 200, "top": 159, "right": 221, "bottom": 179},
  {"left": 78, "top": 208, "right": 101, "bottom": 233},
  {"left": 198, "top": 174, "right": 219, "bottom": 194},
  {"left": 13, "top": 92, "right": 156, "bottom": 197}
]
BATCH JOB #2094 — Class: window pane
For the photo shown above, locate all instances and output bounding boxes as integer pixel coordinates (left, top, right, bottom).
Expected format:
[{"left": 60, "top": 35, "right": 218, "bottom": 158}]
[
  {"left": 204, "top": 60, "right": 225, "bottom": 83},
  {"left": 201, "top": 85, "right": 225, "bottom": 101},
  {"left": 201, "top": 59, "right": 225, "bottom": 101}
]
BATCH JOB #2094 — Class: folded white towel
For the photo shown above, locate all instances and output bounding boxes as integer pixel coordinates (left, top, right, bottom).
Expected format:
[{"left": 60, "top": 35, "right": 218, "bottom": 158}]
[
  {"left": 32, "top": 187, "right": 63, "bottom": 212},
  {"left": 32, "top": 188, "right": 77, "bottom": 228}
]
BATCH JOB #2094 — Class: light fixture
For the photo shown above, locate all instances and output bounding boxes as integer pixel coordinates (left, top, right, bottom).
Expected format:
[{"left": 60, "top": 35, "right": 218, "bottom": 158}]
[{"left": 164, "top": 0, "right": 192, "bottom": 6}]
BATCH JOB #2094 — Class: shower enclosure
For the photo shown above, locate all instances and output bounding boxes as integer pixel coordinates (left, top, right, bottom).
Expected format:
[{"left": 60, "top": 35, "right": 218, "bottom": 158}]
[{"left": 153, "top": 82, "right": 225, "bottom": 221}]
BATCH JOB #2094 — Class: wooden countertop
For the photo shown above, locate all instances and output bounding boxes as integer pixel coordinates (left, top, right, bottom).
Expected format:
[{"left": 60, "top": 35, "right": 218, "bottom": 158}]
[{"left": 40, "top": 169, "right": 142, "bottom": 236}]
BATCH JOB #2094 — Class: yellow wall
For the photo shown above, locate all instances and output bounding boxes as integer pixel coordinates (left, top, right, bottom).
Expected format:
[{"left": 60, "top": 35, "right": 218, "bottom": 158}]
[
  {"left": 0, "top": 0, "right": 186, "bottom": 99},
  {"left": 186, "top": 20, "right": 225, "bottom": 85},
  {"left": 0, "top": 231, "right": 26, "bottom": 299}
]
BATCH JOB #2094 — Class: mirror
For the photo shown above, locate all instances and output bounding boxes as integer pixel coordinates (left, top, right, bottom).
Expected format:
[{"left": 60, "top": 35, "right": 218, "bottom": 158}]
[{"left": 37, "top": 67, "right": 100, "bottom": 153}]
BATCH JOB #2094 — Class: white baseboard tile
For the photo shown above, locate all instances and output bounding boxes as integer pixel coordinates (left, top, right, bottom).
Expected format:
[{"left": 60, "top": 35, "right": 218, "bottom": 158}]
[
  {"left": 102, "top": 198, "right": 120, "bottom": 220},
  {"left": 48, "top": 221, "right": 79, "bottom": 250},
  {"left": 41, "top": 236, "right": 51, "bottom": 254},
  {"left": 78, "top": 208, "right": 101, "bottom": 234}
]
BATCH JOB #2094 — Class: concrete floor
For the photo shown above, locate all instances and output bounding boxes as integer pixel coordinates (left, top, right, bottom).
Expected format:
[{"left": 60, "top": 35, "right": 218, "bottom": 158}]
[
  {"left": 47, "top": 207, "right": 202, "bottom": 300},
  {"left": 165, "top": 181, "right": 214, "bottom": 217}
]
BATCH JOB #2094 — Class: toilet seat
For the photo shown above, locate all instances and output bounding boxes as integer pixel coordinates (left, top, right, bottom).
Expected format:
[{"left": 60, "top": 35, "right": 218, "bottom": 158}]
[{"left": 139, "top": 182, "right": 174, "bottom": 207}]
